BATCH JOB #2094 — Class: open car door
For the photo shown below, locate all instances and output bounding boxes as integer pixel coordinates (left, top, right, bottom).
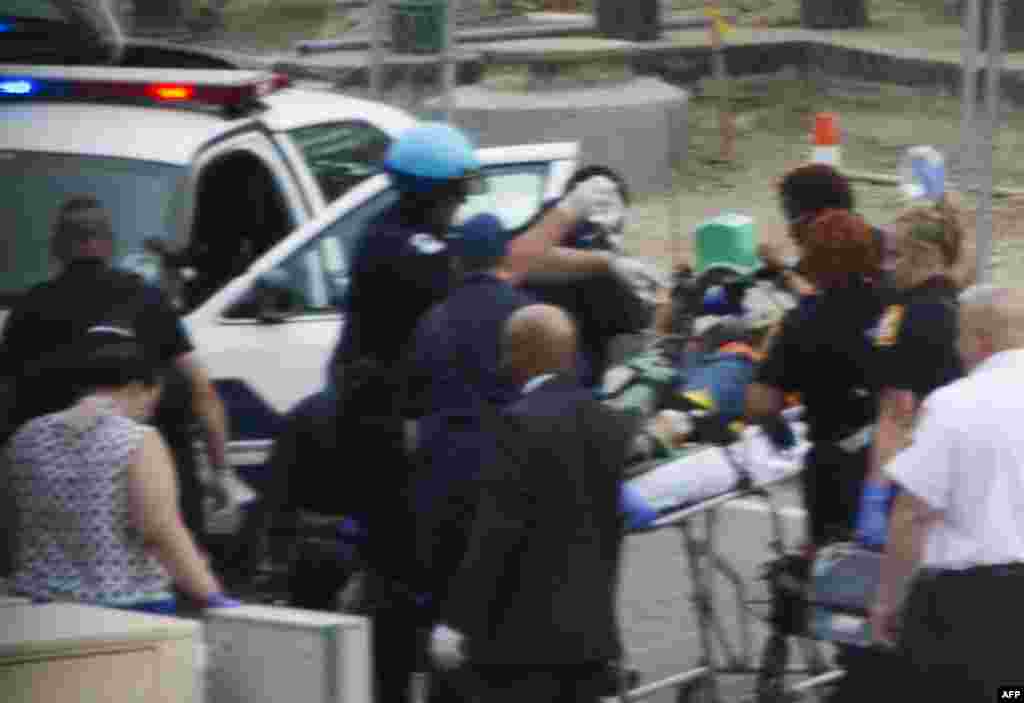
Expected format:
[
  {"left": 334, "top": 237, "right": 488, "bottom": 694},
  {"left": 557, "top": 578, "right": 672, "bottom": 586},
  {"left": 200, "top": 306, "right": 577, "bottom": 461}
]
[{"left": 185, "top": 141, "right": 579, "bottom": 474}]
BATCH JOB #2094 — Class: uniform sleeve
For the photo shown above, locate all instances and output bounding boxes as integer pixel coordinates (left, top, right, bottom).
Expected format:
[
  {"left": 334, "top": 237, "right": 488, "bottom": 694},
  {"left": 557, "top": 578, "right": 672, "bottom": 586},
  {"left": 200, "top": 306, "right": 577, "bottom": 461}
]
[
  {"left": 755, "top": 311, "right": 802, "bottom": 393},
  {"left": 883, "top": 393, "right": 956, "bottom": 512},
  {"left": 137, "top": 284, "right": 194, "bottom": 364},
  {"left": 875, "top": 301, "right": 960, "bottom": 394}
]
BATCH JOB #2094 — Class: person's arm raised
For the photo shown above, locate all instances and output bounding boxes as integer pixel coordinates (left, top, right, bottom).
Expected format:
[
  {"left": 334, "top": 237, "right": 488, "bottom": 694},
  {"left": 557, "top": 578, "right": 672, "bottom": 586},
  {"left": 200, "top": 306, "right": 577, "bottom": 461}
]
[{"left": 128, "top": 427, "right": 222, "bottom": 602}]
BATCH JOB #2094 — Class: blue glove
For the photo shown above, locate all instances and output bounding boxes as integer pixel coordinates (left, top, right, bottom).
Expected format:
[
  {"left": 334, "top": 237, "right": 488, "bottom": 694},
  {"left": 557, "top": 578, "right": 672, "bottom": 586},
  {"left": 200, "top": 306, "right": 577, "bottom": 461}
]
[
  {"left": 702, "top": 285, "right": 744, "bottom": 316},
  {"left": 204, "top": 593, "right": 242, "bottom": 609},
  {"left": 855, "top": 482, "right": 897, "bottom": 549},
  {"left": 620, "top": 483, "right": 658, "bottom": 531}
]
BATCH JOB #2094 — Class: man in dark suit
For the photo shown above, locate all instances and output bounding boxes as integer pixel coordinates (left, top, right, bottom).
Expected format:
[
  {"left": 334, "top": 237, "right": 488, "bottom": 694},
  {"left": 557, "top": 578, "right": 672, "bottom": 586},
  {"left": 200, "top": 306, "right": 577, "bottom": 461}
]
[{"left": 429, "top": 303, "right": 639, "bottom": 703}]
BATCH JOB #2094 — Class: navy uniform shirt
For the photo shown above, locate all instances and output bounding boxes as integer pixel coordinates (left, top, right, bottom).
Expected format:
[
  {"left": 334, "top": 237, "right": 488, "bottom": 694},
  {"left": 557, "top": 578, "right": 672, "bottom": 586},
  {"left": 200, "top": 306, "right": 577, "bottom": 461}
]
[
  {"left": 757, "top": 277, "right": 886, "bottom": 443},
  {"left": 333, "top": 207, "right": 454, "bottom": 368},
  {"left": 872, "top": 274, "right": 963, "bottom": 398},
  {"left": 1, "top": 259, "right": 193, "bottom": 428},
  {"left": 405, "top": 272, "right": 535, "bottom": 419}
]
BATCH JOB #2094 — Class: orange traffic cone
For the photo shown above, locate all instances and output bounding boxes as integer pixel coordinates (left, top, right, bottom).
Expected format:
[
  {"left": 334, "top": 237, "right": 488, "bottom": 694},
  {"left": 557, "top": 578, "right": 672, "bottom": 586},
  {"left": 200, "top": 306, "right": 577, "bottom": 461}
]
[{"left": 811, "top": 112, "right": 841, "bottom": 167}]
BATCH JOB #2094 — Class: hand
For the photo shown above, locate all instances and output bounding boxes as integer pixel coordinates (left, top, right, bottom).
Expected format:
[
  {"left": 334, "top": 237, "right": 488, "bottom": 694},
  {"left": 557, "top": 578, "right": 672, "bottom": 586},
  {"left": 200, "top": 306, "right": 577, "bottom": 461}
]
[
  {"left": 430, "top": 624, "right": 466, "bottom": 671},
  {"left": 557, "top": 175, "right": 618, "bottom": 221},
  {"left": 757, "top": 241, "right": 791, "bottom": 271},
  {"left": 855, "top": 481, "right": 895, "bottom": 549},
  {"left": 204, "top": 592, "right": 242, "bottom": 609},
  {"left": 869, "top": 599, "right": 899, "bottom": 648},
  {"left": 620, "top": 483, "right": 658, "bottom": 531}
]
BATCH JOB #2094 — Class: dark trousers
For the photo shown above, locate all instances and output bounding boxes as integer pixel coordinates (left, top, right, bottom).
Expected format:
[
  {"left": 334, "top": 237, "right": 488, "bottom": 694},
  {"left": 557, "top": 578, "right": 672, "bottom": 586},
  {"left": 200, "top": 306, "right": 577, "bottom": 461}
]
[
  {"left": 897, "top": 565, "right": 1024, "bottom": 702},
  {"left": 432, "top": 662, "right": 612, "bottom": 703},
  {"left": 801, "top": 444, "right": 869, "bottom": 546}
]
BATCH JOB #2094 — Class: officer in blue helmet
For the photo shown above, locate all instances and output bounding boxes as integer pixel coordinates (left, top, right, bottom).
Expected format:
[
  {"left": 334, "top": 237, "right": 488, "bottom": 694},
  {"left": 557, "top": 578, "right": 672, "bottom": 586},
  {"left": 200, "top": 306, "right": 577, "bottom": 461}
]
[{"left": 326, "top": 123, "right": 615, "bottom": 703}]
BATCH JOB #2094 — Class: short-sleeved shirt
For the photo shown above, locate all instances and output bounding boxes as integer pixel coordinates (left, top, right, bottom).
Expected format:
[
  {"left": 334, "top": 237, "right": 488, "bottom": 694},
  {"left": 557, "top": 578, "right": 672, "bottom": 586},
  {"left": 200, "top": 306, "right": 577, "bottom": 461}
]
[
  {"left": 872, "top": 275, "right": 963, "bottom": 397},
  {"left": 0, "top": 259, "right": 193, "bottom": 427},
  {"left": 756, "top": 277, "right": 885, "bottom": 443},
  {"left": 885, "top": 349, "right": 1024, "bottom": 570},
  {"left": 333, "top": 207, "right": 454, "bottom": 367}
]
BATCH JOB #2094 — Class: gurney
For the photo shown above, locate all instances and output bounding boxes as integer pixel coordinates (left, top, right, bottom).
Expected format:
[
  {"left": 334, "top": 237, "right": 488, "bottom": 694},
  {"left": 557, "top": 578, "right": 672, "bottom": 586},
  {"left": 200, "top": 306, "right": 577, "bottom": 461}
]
[{"left": 607, "top": 407, "right": 845, "bottom": 703}]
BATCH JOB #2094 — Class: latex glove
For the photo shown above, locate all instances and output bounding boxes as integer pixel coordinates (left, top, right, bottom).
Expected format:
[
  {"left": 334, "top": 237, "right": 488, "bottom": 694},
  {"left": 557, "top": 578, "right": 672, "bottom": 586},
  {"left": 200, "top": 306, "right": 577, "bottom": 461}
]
[
  {"left": 204, "top": 592, "right": 242, "bottom": 609},
  {"left": 647, "top": 409, "right": 694, "bottom": 449},
  {"left": 610, "top": 256, "right": 670, "bottom": 305},
  {"left": 557, "top": 175, "right": 617, "bottom": 221},
  {"left": 586, "top": 179, "right": 627, "bottom": 231},
  {"left": 430, "top": 624, "right": 466, "bottom": 671},
  {"left": 620, "top": 483, "right": 658, "bottom": 531},
  {"left": 856, "top": 481, "right": 896, "bottom": 549}
]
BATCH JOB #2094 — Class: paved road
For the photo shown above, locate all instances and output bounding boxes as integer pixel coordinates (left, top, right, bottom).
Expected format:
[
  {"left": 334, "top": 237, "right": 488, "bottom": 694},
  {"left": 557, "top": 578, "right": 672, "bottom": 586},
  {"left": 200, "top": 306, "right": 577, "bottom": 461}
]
[{"left": 617, "top": 481, "right": 837, "bottom": 703}]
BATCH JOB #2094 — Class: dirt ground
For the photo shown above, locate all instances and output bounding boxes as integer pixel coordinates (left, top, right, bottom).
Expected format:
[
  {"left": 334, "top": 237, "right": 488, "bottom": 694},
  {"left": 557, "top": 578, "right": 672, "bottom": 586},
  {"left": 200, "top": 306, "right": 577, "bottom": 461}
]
[{"left": 625, "top": 76, "right": 1024, "bottom": 288}]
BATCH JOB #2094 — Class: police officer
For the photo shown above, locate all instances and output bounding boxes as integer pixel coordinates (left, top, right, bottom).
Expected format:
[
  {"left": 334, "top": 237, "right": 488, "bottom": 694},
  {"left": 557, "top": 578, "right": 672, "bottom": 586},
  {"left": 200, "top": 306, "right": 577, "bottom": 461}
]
[
  {"left": 856, "top": 197, "right": 965, "bottom": 547},
  {"left": 0, "top": 195, "right": 233, "bottom": 554},
  {"left": 327, "top": 123, "right": 610, "bottom": 703},
  {"left": 402, "top": 213, "right": 540, "bottom": 703}
]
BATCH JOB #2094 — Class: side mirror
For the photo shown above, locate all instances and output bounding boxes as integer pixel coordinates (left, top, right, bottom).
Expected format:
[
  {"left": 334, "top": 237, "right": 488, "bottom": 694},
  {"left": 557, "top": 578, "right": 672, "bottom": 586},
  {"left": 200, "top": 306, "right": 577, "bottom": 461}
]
[{"left": 250, "top": 269, "right": 297, "bottom": 324}]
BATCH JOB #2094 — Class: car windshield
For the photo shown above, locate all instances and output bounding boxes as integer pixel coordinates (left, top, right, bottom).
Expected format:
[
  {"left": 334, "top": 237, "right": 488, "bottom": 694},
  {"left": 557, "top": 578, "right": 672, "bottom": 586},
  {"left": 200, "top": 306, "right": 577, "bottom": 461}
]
[{"left": 0, "top": 151, "right": 186, "bottom": 301}]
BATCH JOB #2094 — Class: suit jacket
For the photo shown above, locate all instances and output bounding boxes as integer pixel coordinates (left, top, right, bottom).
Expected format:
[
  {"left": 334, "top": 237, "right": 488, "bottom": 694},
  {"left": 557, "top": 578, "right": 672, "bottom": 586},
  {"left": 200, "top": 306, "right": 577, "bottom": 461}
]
[{"left": 440, "top": 375, "right": 638, "bottom": 667}]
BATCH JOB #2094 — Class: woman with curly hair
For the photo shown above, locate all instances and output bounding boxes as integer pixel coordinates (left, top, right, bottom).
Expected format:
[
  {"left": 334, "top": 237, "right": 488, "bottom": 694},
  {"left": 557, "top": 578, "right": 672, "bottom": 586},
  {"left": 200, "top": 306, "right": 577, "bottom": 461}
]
[
  {"left": 856, "top": 196, "right": 966, "bottom": 548},
  {"left": 748, "top": 208, "right": 885, "bottom": 549},
  {"left": 746, "top": 208, "right": 894, "bottom": 703}
]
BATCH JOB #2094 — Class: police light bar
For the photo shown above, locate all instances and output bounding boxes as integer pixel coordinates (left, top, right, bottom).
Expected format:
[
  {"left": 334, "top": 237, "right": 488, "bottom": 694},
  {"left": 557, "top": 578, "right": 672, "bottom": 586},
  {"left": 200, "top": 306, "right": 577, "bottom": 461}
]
[{"left": 0, "top": 65, "right": 291, "bottom": 108}]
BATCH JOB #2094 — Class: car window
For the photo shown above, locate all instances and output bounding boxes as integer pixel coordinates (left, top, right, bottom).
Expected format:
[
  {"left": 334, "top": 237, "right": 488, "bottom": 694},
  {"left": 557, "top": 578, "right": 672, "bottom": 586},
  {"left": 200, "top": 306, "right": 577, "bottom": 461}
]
[
  {"left": 287, "top": 122, "right": 391, "bottom": 204},
  {"left": 225, "top": 161, "right": 552, "bottom": 319},
  {"left": 3, "top": 0, "right": 67, "bottom": 21},
  {"left": 0, "top": 151, "right": 186, "bottom": 297},
  {"left": 225, "top": 189, "right": 399, "bottom": 319},
  {"left": 453, "top": 163, "right": 550, "bottom": 231}
]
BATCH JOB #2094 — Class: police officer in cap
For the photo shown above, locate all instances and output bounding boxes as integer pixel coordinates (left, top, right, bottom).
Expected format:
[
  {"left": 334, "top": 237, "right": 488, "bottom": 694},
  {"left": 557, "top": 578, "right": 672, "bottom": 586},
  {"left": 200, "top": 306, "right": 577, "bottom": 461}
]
[{"left": 328, "top": 123, "right": 613, "bottom": 703}]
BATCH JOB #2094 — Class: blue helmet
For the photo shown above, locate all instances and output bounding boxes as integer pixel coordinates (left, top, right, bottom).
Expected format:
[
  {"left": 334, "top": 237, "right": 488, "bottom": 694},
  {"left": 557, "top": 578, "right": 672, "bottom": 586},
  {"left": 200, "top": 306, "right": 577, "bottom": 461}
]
[{"left": 382, "top": 122, "right": 481, "bottom": 193}]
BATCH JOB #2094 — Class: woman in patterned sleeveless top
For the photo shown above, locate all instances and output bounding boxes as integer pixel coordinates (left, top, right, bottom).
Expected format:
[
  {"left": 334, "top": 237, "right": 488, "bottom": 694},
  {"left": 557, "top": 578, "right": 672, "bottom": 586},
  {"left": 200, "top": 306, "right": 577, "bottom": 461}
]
[{"left": 5, "top": 333, "right": 231, "bottom": 613}]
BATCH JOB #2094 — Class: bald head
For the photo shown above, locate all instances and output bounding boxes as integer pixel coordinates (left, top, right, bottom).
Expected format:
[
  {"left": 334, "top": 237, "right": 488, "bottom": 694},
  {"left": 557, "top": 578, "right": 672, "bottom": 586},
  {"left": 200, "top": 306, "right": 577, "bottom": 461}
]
[
  {"left": 957, "top": 285, "right": 1024, "bottom": 372},
  {"left": 501, "top": 304, "right": 578, "bottom": 385}
]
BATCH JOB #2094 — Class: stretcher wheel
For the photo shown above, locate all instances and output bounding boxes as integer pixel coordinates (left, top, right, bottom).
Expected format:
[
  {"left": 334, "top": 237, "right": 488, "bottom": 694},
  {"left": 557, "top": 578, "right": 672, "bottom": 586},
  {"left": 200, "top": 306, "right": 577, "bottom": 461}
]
[
  {"left": 755, "top": 633, "right": 789, "bottom": 702},
  {"left": 675, "top": 674, "right": 716, "bottom": 703}
]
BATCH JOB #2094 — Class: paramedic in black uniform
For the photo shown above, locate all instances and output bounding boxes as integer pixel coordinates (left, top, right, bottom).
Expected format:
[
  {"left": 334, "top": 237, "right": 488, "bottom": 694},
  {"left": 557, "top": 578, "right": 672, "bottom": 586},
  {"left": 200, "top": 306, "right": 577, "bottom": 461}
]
[
  {"left": 326, "top": 123, "right": 613, "bottom": 703},
  {"left": 855, "top": 197, "right": 965, "bottom": 548},
  {"left": 746, "top": 209, "right": 890, "bottom": 703}
]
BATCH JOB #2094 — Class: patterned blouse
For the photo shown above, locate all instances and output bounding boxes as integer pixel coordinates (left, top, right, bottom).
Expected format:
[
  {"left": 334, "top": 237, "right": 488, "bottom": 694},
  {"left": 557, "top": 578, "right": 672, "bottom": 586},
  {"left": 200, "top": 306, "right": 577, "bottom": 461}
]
[{"left": 6, "top": 396, "right": 172, "bottom": 605}]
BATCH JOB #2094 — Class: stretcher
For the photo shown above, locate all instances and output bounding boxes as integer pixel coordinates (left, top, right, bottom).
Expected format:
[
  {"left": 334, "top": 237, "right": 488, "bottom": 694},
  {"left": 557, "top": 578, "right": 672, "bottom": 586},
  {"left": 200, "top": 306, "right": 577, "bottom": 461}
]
[{"left": 610, "top": 407, "right": 845, "bottom": 703}]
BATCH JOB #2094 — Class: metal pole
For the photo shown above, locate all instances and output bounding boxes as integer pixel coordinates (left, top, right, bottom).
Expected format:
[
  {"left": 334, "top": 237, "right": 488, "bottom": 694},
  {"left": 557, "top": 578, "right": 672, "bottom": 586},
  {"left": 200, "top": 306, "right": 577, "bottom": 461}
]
[
  {"left": 977, "top": 0, "right": 1004, "bottom": 285},
  {"left": 440, "top": 0, "right": 456, "bottom": 122},
  {"left": 369, "top": 0, "right": 386, "bottom": 100},
  {"left": 960, "top": 0, "right": 981, "bottom": 193}
]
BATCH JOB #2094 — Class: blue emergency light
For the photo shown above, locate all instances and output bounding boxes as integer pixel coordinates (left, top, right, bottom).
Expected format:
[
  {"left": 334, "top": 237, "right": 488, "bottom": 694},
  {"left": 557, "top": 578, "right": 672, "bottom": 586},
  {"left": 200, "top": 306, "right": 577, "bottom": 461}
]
[
  {"left": 0, "top": 22, "right": 12, "bottom": 33},
  {"left": 0, "top": 78, "right": 38, "bottom": 96}
]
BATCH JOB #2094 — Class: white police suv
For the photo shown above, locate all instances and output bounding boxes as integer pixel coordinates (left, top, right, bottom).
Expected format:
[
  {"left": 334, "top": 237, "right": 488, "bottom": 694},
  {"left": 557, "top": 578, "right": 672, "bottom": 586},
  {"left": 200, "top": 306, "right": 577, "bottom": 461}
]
[{"left": 0, "top": 61, "right": 579, "bottom": 484}]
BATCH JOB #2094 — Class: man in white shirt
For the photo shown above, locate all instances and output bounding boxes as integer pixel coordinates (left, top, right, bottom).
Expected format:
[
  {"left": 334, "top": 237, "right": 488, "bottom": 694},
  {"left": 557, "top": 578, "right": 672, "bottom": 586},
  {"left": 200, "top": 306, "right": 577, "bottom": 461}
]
[{"left": 871, "top": 284, "right": 1024, "bottom": 702}]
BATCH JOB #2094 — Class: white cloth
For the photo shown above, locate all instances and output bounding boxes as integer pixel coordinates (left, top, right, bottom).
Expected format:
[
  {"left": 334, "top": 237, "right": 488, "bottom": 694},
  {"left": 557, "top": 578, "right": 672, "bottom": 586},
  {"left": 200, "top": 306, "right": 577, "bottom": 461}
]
[
  {"left": 430, "top": 624, "right": 466, "bottom": 670},
  {"left": 885, "top": 349, "right": 1024, "bottom": 570},
  {"left": 627, "top": 412, "right": 810, "bottom": 512}
]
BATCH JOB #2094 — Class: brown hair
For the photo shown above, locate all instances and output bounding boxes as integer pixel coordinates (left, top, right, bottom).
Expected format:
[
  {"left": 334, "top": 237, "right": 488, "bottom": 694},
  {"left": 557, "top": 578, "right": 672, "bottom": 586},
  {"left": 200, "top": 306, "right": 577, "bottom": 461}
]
[
  {"left": 800, "top": 209, "right": 880, "bottom": 289},
  {"left": 892, "top": 194, "right": 964, "bottom": 269}
]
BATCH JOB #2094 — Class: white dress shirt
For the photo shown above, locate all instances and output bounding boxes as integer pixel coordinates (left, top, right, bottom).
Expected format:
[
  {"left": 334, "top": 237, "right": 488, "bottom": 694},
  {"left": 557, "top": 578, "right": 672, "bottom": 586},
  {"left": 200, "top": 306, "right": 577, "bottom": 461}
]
[{"left": 885, "top": 349, "right": 1024, "bottom": 570}]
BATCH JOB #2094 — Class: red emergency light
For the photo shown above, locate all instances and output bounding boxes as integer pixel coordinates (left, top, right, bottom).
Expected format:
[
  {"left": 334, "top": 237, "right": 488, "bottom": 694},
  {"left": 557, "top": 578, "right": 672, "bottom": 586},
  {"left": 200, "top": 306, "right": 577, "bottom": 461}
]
[{"left": 0, "top": 65, "right": 292, "bottom": 111}]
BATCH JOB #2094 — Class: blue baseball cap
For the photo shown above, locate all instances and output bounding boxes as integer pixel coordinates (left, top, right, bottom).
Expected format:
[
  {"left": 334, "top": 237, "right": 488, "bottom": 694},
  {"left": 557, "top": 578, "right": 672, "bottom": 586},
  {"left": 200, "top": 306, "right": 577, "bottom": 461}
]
[{"left": 449, "top": 213, "right": 513, "bottom": 260}]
